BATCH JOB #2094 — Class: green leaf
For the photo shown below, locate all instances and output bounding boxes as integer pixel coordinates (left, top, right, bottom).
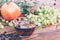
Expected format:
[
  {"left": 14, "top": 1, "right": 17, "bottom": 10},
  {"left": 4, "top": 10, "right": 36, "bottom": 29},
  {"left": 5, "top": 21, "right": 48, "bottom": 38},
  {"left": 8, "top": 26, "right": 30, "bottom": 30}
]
[{"left": 23, "top": 9, "right": 29, "bottom": 14}]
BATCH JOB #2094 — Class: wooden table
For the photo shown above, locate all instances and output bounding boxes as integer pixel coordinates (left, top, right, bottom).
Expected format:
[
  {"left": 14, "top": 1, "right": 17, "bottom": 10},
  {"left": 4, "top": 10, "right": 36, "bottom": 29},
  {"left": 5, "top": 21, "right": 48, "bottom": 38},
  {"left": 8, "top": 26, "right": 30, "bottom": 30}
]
[
  {"left": 0, "top": 26, "right": 60, "bottom": 40},
  {"left": 21, "top": 31, "right": 60, "bottom": 40}
]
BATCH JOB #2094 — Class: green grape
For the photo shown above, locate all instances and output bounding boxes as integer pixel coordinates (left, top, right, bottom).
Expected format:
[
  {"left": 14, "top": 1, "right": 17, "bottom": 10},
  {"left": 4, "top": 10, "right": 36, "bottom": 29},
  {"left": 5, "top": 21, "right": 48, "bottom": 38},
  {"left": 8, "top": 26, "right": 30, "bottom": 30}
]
[
  {"left": 44, "top": 10, "right": 48, "bottom": 14},
  {"left": 46, "top": 20, "right": 51, "bottom": 25},
  {"left": 38, "top": 19, "right": 42, "bottom": 22},
  {"left": 0, "top": 23, "right": 2, "bottom": 24},
  {"left": 45, "top": 14, "right": 49, "bottom": 17},
  {"left": 0, "top": 23, "right": 4, "bottom": 29},
  {"left": 38, "top": 13, "right": 43, "bottom": 16},
  {"left": 42, "top": 19, "right": 46, "bottom": 25},
  {"left": 35, "top": 22, "right": 42, "bottom": 26},
  {"left": 23, "top": 17, "right": 28, "bottom": 20},
  {"left": 1, "top": 19, "right": 5, "bottom": 22},
  {"left": 37, "top": 8, "right": 42, "bottom": 13},
  {"left": 41, "top": 17, "right": 45, "bottom": 20},
  {"left": 6, "top": 20, "right": 9, "bottom": 23},
  {"left": 26, "top": 6, "right": 59, "bottom": 27},
  {"left": 50, "top": 19, "right": 54, "bottom": 25},
  {"left": 58, "top": 15, "right": 60, "bottom": 19},
  {"left": 39, "top": 13, "right": 44, "bottom": 18},
  {"left": 8, "top": 22, "right": 14, "bottom": 27},
  {"left": 0, "top": 25, "right": 4, "bottom": 29},
  {"left": 27, "top": 14, "right": 32, "bottom": 18},
  {"left": 51, "top": 22, "right": 55, "bottom": 25}
]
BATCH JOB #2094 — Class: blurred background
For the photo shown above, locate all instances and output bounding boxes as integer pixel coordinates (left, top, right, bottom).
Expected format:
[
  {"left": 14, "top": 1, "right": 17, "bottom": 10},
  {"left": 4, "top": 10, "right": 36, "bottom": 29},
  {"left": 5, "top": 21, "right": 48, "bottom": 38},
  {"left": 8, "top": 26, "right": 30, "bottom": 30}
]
[{"left": 1, "top": 0, "right": 60, "bottom": 12}]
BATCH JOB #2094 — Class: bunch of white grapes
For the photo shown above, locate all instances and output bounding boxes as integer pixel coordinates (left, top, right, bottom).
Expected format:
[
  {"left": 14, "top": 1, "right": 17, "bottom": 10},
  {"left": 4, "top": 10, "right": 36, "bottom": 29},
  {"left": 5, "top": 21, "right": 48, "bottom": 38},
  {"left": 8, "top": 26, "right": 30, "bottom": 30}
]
[{"left": 26, "top": 6, "right": 59, "bottom": 27}]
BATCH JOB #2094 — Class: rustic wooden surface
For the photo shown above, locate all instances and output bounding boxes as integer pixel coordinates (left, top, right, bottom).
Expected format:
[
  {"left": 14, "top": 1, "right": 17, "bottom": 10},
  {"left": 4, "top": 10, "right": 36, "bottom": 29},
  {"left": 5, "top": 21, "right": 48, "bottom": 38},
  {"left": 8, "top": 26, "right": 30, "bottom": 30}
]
[
  {"left": 22, "top": 29, "right": 60, "bottom": 40},
  {"left": 0, "top": 25, "right": 60, "bottom": 40},
  {"left": 22, "top": 31, "right": 60, "bottom": 40}
]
